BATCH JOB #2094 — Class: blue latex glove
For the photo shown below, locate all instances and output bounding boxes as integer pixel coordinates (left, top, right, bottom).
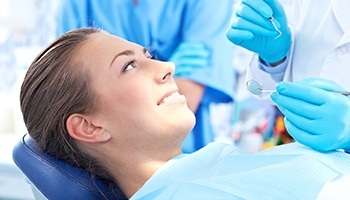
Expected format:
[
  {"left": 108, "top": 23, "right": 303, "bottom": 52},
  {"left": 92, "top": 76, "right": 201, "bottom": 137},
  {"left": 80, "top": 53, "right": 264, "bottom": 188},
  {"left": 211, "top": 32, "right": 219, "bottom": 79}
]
[
  {"left": 270, "top": 78, "right": 350, "bottom": 152},
  {"left": 226, "top": 0, "right": 291, "bottom": 63},
  {"left": 169, "top": 42, "right": 210, "bottom": 77}
]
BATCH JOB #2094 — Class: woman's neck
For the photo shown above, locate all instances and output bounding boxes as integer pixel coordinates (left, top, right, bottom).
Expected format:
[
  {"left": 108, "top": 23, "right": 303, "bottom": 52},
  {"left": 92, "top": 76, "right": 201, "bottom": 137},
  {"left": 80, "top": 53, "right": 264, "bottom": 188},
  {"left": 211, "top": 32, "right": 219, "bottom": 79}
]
[
  {"left": 115, "top": 160, "right": 166, "bottom": 198},
  {"left": 101, "top": 146, "right": 182, "bottom": 198}
]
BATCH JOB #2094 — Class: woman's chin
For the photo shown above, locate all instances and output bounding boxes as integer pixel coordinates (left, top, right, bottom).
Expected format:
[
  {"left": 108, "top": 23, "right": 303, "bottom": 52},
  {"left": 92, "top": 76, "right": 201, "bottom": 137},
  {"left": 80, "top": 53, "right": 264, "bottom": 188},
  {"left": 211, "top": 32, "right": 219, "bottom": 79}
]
[{"left": 181, "top": 111, "right": 196, "bottom": 133}]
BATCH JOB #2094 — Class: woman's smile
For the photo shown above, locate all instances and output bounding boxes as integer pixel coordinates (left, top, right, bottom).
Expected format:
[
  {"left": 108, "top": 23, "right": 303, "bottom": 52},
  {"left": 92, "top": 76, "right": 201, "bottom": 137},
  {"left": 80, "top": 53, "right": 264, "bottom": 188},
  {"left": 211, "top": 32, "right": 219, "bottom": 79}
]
[{"left": 158, "top": 91, "right": 186, "bottom": 106}]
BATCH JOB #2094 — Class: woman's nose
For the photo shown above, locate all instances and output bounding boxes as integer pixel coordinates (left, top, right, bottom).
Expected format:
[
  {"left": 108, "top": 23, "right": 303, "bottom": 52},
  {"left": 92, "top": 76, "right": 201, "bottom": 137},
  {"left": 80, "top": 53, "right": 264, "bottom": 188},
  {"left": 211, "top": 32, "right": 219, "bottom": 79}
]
[{"left": 157, "top": 61, "right": 175, "bottom": 83}]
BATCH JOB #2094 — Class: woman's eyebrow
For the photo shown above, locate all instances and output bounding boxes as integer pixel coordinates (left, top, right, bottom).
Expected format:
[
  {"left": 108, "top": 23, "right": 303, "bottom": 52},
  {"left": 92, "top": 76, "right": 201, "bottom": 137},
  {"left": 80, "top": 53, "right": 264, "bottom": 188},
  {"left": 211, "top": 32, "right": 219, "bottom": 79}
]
[
  {"left": 109, "top": 50, "right": 135, "bottom": 67},
  {"left": 109, "top": 48, "right": 148, "bottom": 67}
]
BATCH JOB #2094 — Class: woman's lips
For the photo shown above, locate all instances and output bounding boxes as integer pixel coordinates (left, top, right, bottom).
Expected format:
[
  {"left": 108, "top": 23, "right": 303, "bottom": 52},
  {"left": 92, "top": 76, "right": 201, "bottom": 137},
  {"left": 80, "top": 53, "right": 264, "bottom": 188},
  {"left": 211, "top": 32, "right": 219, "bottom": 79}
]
[{"left": 158, "top": 91, "right": 186, "bottom": 105}]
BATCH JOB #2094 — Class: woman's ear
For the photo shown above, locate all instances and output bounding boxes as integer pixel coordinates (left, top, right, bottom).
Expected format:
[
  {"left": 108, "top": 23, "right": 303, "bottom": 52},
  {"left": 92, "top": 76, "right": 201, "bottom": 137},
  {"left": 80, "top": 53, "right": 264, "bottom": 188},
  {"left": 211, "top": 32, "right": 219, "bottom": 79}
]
[{"left": 66, "top": 114, "right": 111, "bottom": 143}]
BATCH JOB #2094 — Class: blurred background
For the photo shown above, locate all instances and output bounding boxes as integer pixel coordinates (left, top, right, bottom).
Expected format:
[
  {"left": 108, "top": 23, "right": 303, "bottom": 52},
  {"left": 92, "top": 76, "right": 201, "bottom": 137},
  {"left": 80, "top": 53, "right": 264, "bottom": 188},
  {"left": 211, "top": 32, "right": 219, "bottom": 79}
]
[{"left": 0, "top": 0, "right": 58, "bottom": 199}]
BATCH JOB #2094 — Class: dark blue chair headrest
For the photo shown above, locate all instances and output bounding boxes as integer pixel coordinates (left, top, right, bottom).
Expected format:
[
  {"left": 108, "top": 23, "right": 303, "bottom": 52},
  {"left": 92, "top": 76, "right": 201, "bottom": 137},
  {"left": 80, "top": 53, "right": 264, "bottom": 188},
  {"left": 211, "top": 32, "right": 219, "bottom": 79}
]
[{"left": 12, "top": 134, "right": 127, "bottom": 200}]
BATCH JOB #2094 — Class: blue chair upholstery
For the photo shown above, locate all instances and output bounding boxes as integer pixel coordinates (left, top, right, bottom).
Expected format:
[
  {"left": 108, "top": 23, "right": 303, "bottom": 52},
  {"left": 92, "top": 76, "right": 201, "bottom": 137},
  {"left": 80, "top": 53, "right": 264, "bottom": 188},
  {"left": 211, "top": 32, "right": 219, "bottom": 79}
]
[{"left": 12, "top": 134, "right": 127, "bottom": 200}]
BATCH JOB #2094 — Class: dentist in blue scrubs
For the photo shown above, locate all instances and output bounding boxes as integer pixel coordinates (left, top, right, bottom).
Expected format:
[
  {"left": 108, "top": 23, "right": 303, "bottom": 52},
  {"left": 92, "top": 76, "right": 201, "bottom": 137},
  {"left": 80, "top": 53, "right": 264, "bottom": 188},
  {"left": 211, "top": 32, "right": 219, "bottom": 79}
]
[{"left": 56, "top": 0, "right": 235, "bottom": 153}]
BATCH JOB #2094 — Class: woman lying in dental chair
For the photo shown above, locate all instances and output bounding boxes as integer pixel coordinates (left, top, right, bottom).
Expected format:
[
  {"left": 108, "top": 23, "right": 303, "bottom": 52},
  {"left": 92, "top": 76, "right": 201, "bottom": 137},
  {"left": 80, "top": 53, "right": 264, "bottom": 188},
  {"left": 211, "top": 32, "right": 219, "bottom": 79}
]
[{"left": 19, "top": 27, "right": 350, "bottom": 200}]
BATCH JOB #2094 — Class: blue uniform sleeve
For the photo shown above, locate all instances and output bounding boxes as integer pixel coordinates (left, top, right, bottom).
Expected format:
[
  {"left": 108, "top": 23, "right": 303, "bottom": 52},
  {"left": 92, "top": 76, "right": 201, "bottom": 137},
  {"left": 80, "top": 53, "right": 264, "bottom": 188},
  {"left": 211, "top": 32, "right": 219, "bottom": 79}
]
[
  {"left": 180, "top": 0, "right": 236, "bottom": 153},
  {"left": 56, "top": 0, "right": 90, "bottom": 36},
  {"left": 180, "top": 0, "right": 236, "bottom": 102}
]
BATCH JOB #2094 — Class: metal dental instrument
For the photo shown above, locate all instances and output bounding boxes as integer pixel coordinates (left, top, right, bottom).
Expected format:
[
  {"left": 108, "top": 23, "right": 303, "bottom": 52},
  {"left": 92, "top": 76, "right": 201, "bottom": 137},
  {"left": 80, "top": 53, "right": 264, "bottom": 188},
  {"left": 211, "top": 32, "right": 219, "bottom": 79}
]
[
  {"left": 269, "top": 17, "right": 282, "bottom": 39},
  {"left": 246, "top": 79, "right": 350, "bottom": 96}
]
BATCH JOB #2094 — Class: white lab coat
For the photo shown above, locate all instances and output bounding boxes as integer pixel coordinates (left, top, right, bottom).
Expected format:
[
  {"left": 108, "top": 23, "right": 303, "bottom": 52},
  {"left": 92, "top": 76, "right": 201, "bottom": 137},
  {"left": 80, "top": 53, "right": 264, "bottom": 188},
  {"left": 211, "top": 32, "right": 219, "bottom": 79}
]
[{"left": 247, "top": 0, "right": 350, "bottom": 95}]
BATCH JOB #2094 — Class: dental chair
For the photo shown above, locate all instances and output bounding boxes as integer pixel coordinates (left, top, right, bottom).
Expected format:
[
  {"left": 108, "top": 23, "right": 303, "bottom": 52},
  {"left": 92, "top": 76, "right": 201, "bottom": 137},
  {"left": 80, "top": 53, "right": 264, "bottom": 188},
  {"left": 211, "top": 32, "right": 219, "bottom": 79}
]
[{"left": 12, "top": 134, "right": 127, "bottom": 200}]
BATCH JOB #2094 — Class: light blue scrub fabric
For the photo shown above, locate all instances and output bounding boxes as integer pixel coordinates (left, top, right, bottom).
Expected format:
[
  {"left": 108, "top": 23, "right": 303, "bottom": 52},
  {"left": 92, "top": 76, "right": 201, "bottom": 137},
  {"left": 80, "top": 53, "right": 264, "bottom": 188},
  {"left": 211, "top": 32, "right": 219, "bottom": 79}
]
[
  {"left": 131, "top": 142, "right": 350, "bottom": 200},
  {"left": 56, "top": 0, "right": 235, "bottom": 153}
]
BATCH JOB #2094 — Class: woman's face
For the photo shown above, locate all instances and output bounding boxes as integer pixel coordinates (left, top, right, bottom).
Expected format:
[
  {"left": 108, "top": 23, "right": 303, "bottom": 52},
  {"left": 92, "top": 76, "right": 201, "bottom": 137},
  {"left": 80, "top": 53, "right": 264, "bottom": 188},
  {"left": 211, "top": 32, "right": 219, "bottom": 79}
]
[{"left": 77, "top": 32, "right": 195, "bottom": 149}]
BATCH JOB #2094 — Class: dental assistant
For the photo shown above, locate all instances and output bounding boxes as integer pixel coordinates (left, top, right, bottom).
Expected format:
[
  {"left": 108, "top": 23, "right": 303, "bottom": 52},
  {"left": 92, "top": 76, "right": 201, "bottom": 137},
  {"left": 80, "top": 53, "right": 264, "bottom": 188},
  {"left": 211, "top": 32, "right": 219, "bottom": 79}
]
[
  {"left": 56, "top": 0, "right": 235, "bottom": 153},
  {"left": 227, "top": 0, "right": 350, "bottom": 152}
]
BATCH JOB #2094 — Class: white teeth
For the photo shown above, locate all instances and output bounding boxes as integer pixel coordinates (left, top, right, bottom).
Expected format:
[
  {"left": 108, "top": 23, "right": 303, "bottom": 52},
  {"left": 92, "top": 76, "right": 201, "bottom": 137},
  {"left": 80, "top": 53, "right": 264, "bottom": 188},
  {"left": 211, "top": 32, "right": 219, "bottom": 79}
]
[{"left": 162, "top": 92, "right": 180, "bottom": 103}]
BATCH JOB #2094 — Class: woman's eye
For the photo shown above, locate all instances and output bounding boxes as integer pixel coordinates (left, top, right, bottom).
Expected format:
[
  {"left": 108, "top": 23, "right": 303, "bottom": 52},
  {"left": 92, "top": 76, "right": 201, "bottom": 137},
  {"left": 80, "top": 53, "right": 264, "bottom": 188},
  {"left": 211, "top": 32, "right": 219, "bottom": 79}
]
[
  {"left": 124, "top": 64, "right": 134, "bottom": 71},
  {"left": 150, "top": 53, "right": 158, "bottom": 60},
  {"left": 123, "top": 60, "right": 136, "bottom": 71}
]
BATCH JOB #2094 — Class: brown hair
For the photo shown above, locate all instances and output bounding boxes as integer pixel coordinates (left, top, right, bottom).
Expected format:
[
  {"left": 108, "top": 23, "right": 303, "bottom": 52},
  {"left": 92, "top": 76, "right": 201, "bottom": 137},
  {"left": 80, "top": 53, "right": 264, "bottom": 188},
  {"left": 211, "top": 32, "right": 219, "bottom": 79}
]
[{"left": 20, "top": 27, "right": 114, "bottom": 183}]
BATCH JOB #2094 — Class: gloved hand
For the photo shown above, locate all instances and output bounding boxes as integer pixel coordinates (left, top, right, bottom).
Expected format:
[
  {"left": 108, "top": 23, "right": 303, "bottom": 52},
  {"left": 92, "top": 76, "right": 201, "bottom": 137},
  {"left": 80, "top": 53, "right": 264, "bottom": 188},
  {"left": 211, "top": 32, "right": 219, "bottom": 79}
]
[
  {"left": 169, "top": 42, "right": 210, "bottom": 77},
  {"left": 270, "top": 78, "right": 350, "bottom": 152},
  {"left": 226, "top": 0, "right": 291, "bottom": 63}
]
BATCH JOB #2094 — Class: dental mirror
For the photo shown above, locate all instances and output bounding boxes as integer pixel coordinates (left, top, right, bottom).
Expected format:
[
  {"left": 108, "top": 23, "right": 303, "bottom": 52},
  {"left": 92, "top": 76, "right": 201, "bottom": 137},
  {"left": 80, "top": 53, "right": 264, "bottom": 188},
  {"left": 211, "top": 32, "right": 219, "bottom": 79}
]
[{"left": 246, "top": 79, "right": 275, "bottom": 95}]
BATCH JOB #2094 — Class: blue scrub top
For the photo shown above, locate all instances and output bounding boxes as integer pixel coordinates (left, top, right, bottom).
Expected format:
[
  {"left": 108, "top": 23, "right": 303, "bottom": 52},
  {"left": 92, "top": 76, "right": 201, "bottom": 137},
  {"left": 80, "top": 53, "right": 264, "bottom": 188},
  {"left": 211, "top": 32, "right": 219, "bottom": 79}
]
[
  {"left": 56, "top": 0, "right": 235, "bottom": 153},
  {"left": 131, "top": 142, "right": 350, "bottom": 199}
]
